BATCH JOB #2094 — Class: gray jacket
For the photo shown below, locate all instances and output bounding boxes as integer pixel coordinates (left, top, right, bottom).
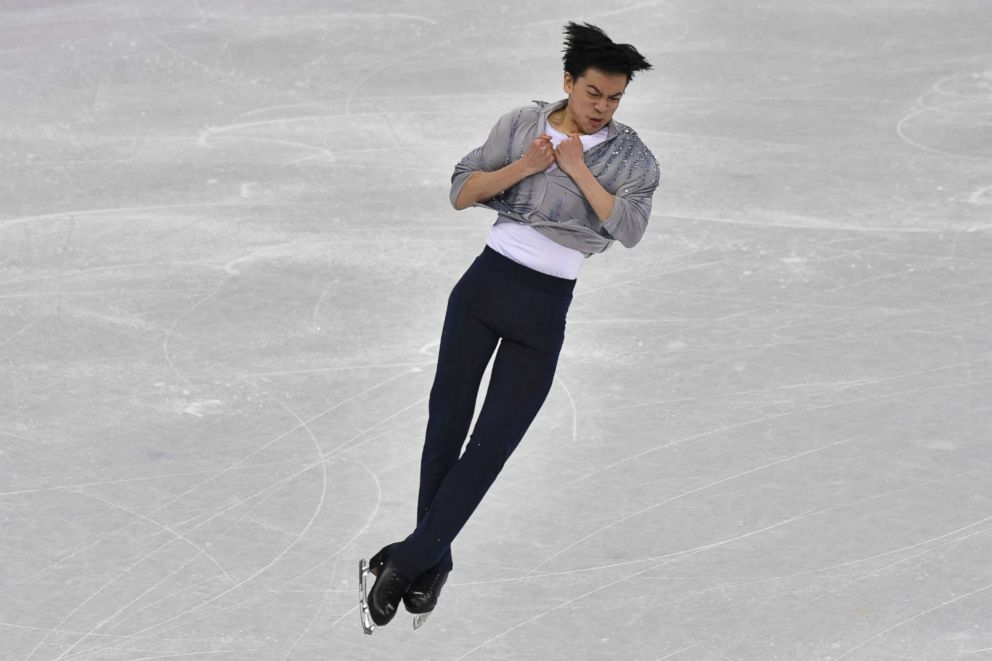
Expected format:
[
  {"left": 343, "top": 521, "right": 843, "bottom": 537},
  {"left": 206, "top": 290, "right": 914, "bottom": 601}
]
[{"left": 449, "top": 98, "right": 661, "bottom": 257}]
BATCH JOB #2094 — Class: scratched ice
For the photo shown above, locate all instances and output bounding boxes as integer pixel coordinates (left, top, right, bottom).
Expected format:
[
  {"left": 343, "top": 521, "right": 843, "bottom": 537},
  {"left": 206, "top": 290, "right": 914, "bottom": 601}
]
[{"left": 1, "top": 2, "right": 990, "bottom": 660}]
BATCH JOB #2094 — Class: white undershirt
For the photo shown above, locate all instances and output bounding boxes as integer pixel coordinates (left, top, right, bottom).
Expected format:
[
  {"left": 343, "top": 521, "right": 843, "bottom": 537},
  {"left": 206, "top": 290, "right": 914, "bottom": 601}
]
[{"left": 485, "top": 119, "right": 609, "bottom": 279}]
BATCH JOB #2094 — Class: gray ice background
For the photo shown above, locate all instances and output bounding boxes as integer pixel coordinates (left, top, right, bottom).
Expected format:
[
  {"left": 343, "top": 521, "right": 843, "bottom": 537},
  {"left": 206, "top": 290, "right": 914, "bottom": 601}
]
[{"left": 2, "top": 1, "right": 991, "bottom": 660}]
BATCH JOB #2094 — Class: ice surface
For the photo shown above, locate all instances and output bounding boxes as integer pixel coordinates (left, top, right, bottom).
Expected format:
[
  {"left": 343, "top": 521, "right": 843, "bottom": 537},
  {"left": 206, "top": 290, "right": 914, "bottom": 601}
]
[{"left": 1, "top": 1, "right": 990, "bottom": 660}]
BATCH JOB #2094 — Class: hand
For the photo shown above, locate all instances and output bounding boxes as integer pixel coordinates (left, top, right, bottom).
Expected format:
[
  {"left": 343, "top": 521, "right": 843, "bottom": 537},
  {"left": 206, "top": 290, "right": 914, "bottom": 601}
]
[
  {"left": 519, "top": 134, "right": 555, "bottom": 176},
  {"left": 554, "top": 134, "right": 586, "bottom": 177}
]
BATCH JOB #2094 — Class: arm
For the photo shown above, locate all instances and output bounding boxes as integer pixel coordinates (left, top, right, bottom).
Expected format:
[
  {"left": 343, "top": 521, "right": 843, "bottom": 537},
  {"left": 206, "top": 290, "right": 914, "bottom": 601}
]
[
  {"left": 565, "top": 166, "right": 615, "bottom": 222},
  {"left": 599, "top": 158, "right": 660, "bottom": 248},
  {"left": 452, "top": 135, "right": 555, "bottom": 209},
  {"left": 454, "top": 160, "right": 532, "bottom": 210},
  {"left": 556, "top": 134, "right": 660, "bottom": 249},
  {"left": 449, "top": 108, "right": 553, "bottom": 210},
  {"left": 554, "top": 135, "right": 615, "bottom": 221}
]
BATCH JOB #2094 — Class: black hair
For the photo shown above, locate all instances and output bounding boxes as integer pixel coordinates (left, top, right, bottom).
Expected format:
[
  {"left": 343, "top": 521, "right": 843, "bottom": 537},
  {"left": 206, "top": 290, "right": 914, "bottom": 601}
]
[{"left": 561, "top": 21, "right": 652, "bottom": 83}]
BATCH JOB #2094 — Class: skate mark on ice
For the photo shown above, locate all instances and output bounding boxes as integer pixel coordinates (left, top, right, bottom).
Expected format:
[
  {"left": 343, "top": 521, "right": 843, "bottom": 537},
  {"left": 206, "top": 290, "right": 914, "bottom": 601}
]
[
  {"left": 222, "top": 241, "right": 303, "bottom": 275},
  {"left": 235, "top": 360, "right": 435, "bottom": 379},
  {"left": 637, "top": 246, "right": 946, "bottom": 346},
  {"left": 456, "top": 490, "right": 992, "bottom": 658},
  {"left": 45, "top": 461, "right": 299, "bottom": 493},
  {"left": 459, "top": 472, "right": 990, "bottom": 590},
  {"left": 133, "top": 4, "right": 245, "bottom": 87},
  {"left": 538, "top": 378, "right": 862, "bottom": 427},
  {"left": 198, "top": 129, "right": 337, "bottom": 167},
  {"left": 0, "top": 262, "right": 163, "bottom": 288},
  {"left": 300, "top": 11, "right": 438, "bottom": 25},
  {"left": 959, "top": 647, "right": 992, "bottom": 656},
  {"left": 575, "top": 250, "right": 759, "bottom": 298},
  {"left": 134, "top": 6, "right": 205, "bottom": 71},
  {"left": 553, "top": 373, "right": 579, "bottom": 445},
  {"left": 895, "top": 71, "right": 992, "bottom": 160},
  {"left": 793, "top": 524, "right": 992, "bottom": 613},
  {"left": 82, "top": 383, "right": 415, "bottom": 645},
  {"left": 97, "top": 457, "right": 384, "bottom": 647},
  {"left": 11, "top": 480, "right": 236, "bottom": 661},
  {"left": 0, "top": 287, "right": 206, "bottom": 302},
  {"left": 273, "top": 402, "right": 333, "bottom": 661},
  {"left": 63, "top": 641, "right": 260, "bottom": 660},
  {"left": 311, "top": 274, "right": 341, "bottom": 333},
  {"left": 200, "top": 457, "right": 385, "bottom": 636},
  {"left": 18, "top": 367, "right": 406, "bottom": 657},
  {"left": 534, "top": 1, "right": 689, "bottom": 45},
  {"left": 5, "top": 459, "right": 307, "bottom": 590},
  {"left": 49, "top": 549, "right": 232, "bottom": 660},
  {"left": 652, "top": 642, "right": 705, "bottom": 660},
  {"left": 78, "top": 487, "right": 238, "bottom": 585},
  {"left": 0, "top": 202, "right": 243, "bottom": 232},
  {"left": 0, "top": 319, "right": 40, "bottom": 348},
  {"left": 48, "top": 476, "right": 334, "bottom": 659},
  {"left": 833, "top": 582, "right": 992, "bottom": 660},
  {"left": 115, "top": 444, "right": 330, "bottom": 637},
  {"left": 162, "top": 274, "right": 233, "bottom": 390},
  {"left": 75, "top": 576, "right": 228, "bottom": 651},
  {"left": 524, "top": 436, "right": 859, "bottom": 577},
  {"left": 149, "top": 365, "right": 413, "bottom": 518},
  {"left": 576, "top": 231, "right": 859, "bottom": 302},
  {"left": 200, "top": 114, "right": 348, "bottom": 136},
  {"left": 343, "top": 24, "right": 460, "bottom": 116},
  {"left": 232, "top": 101, "right": 332, "bottom": 123},
  {"left": 22, "top": 525, "right": 223, "bottom": 661},
  {"left": 0, "top": 620, "right": 217, "bottom": 651},
  {"left": 454, "top": 509, "right": 820, "bottom": 660},
  {"left": 651, "top": 211, "right": 956, "bottom": 234},
  {"left": 561, "top": 368, "right": 987, "bottom": 495},
  {"left": 968, "top": 184, "right": 992, "bottom": 206},
  {"left": 50, "top": 402, "right": 333, "bottom": 659}
]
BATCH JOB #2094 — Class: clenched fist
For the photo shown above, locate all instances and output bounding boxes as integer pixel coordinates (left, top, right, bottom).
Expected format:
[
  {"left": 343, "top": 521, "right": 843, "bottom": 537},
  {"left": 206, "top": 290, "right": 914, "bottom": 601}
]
[
  {"left": 553, "top": 134, "right": 586, "bottom": 177},
  {"left": 519, "top": 133, "right": 556, "bottom": 176}
]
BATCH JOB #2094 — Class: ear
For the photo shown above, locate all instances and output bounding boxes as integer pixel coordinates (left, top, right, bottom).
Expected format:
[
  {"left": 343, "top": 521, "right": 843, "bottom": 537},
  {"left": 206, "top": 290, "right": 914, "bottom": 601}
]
[{"left": 563, "top": 72, "right": 573, "bottom": 94}]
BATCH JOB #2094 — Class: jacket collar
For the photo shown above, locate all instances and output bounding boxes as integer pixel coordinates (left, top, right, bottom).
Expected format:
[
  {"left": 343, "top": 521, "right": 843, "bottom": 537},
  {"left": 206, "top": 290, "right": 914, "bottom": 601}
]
[{"left": 535, "top": 98, "right": 620, "bottom": 140}]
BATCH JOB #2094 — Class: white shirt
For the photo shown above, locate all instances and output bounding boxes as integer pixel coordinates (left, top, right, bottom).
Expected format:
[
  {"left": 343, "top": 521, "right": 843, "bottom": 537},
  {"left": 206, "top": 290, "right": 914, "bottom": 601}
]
[{"left": 486, "top": 119, "right": 609, "bottom": 279}]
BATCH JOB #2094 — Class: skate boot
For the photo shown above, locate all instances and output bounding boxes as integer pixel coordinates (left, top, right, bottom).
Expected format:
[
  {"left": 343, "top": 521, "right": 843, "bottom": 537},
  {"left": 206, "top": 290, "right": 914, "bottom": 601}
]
[
  {"left": 368, "top": 542, "right": 397, "bottom": 577},
  {"left": 403, "top": 565, "right": 449, "bottom": 630},
  {"left": 358, "top": 545, "right": 412, "bottom": 634}
]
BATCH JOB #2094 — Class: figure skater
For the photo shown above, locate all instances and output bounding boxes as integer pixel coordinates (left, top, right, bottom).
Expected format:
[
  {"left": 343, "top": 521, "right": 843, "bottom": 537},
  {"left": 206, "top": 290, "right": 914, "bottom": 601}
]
[{"left": 359, "top": 21, "right": 660, "bottom": 634}]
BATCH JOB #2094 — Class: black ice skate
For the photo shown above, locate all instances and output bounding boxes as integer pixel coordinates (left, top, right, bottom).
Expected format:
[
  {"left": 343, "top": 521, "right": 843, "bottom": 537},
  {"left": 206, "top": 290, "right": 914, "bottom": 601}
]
[
  {"left": 358, "top": 545, "right": 412, "bottom": 635},
  {"left": 403, "top": 566, "right": 449, "bottom": 630}
]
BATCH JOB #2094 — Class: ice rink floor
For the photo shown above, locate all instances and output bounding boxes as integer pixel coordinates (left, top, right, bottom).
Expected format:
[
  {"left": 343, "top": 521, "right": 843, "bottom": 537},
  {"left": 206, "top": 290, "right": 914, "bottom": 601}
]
[{"left": 2, "top": 1, "right": 991, "bottom": 660}]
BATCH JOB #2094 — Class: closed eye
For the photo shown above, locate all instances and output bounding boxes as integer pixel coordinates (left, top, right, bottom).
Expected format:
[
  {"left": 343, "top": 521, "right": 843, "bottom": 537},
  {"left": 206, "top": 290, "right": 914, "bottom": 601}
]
[{"left": 587, "top": 86, "right": 623, "bottom": 102}]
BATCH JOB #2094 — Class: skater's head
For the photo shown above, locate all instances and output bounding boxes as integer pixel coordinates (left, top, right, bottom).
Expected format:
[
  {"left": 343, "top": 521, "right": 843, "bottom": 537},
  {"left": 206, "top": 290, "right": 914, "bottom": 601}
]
[
  {"left": 558, "top": 22, "right": 651, "bottom": 134},
  {"left": 561, "top": 22, "right": 652, "bottom": 85}
]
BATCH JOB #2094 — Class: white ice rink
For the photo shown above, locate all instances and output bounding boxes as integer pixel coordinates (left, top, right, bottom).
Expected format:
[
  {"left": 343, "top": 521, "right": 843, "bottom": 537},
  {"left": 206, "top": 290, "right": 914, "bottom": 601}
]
[{"left": 2, "top": 1, "right": 991, "bottom": 659}]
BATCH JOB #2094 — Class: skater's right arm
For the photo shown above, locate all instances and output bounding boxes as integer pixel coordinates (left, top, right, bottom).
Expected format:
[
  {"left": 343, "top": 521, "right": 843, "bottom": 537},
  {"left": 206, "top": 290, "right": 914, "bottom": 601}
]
[{"left": 453, "top": 136, "right": 554, "bottom": 210}]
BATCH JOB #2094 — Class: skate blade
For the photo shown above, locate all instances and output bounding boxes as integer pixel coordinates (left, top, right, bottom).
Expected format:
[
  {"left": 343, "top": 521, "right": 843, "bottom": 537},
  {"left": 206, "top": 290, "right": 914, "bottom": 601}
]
[
  {"left": 412, "top": 610, "right": 431, "bottom": 630},
  {"left": 358, "top": 559, "right": 375, "bottom": 635}
]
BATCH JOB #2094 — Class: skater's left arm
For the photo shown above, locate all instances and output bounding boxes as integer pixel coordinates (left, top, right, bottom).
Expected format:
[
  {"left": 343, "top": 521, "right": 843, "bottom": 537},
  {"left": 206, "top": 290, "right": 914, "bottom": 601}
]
[
  {"left": 554, "top": 136, "right": 615, "bottom": 221},
  {"left": 556, "top": 134, "right": 661, "bottom": 250}
]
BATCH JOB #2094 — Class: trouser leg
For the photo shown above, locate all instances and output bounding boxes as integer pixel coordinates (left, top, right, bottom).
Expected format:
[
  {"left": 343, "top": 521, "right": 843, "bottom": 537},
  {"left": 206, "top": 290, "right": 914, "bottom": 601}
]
[
  {"left": 392, "top": 323, "right": 566, "bottom": 581},
  {"left": 409, "top": 258, "right": 499, "bottom": 576}
]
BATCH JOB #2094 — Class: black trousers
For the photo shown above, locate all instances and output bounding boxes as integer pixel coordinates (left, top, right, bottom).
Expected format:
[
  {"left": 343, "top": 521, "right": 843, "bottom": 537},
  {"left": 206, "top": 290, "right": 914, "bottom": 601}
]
[{"left": 390, "top": 245, "right": 576, "bottom": 581}]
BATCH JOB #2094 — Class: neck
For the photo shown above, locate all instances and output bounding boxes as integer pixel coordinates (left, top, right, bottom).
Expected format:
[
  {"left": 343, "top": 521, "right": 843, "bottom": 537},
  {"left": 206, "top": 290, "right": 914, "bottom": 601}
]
[{"left": 551, "top": 108, "right": 582, "bottom": 134}]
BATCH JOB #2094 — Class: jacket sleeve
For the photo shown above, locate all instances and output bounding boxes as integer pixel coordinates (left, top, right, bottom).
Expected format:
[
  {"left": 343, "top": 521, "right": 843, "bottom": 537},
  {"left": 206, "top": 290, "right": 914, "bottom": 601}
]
[
  {"left": 449, "top": 108, "right": 522, "bottom": 209},
  {"left": 600, "top": 152, "right": 661, "bottom": 248}
]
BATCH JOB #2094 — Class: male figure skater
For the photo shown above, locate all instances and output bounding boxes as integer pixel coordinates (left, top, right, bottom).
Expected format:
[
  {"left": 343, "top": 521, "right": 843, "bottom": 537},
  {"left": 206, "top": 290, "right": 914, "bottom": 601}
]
[{"left": 359, "top": 21, "right": 660, "bottom": 634}]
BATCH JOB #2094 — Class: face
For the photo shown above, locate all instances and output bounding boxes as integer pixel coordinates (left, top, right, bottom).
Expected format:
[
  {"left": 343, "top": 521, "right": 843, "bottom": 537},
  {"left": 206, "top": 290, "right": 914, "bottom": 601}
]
[{"left": 563, "top": 67, "right": 628, "bottom": 134}]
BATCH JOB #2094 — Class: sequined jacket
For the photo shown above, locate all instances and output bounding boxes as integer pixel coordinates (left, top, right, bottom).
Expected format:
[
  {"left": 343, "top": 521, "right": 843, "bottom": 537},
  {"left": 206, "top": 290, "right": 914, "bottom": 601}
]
[{"left": 449, "top": 98, "right": 661, "bottom": 256}]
